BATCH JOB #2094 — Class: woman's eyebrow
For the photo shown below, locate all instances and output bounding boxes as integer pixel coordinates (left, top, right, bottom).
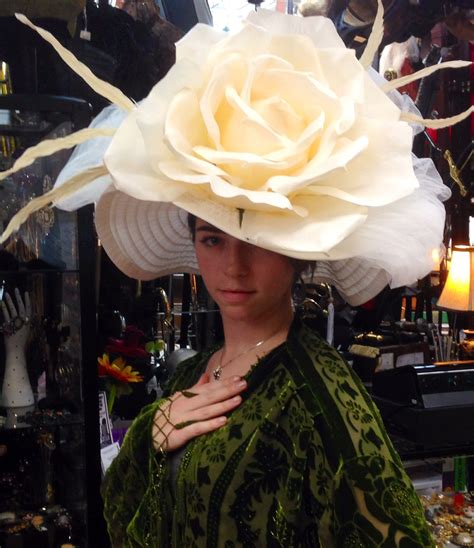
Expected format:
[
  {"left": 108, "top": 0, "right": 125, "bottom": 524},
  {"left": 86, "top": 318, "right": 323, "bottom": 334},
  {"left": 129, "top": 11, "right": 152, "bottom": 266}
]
[{"left": 195, "top": 225, "right": 224, "bottom": 234}]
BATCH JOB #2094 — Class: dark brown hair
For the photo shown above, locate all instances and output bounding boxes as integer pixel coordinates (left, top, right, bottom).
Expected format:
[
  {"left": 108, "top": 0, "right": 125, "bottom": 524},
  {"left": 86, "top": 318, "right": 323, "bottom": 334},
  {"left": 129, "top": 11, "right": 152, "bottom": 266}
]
[{"left": 187, "top": 212, "right": 197, "bottom": 242}]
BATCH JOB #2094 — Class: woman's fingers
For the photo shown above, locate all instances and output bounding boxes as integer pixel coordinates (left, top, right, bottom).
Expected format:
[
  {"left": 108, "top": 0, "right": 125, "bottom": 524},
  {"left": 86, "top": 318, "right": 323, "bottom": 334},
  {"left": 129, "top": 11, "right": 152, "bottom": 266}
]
[
  {"left": 154, "top": 413, "right": 229, "bottom": 453},
  {"left": 184, "top": 377, "right": 247, "bottom": 412},
  {"left": 183, "top": 394, "right": 242, "bottom": 422},
  {"left": 174, "top": 416, "right": 228, "bottom": 445}
]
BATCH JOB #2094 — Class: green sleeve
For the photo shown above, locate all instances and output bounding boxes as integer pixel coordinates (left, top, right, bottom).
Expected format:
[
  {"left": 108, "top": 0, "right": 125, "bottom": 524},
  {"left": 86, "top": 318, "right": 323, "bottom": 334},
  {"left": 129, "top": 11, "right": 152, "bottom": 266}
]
[
  {"left": 101, "top": 400, "right": 171, "bottom": 547},
  {"left": 316, "top": 451, "right": 435, "bottom": 547},
  {"left": 289, "top": 325, "right": 435, "bottom": 546},
  {"left": 311, "top": 364, "right": 436, "bottom": 547}
]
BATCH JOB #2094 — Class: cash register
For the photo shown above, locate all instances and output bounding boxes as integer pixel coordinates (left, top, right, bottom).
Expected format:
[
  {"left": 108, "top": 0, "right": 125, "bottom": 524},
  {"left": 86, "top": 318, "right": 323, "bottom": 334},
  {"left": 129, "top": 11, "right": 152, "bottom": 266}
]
[{"left": 372, "top": 361, "right": 474, "bottom": 449}]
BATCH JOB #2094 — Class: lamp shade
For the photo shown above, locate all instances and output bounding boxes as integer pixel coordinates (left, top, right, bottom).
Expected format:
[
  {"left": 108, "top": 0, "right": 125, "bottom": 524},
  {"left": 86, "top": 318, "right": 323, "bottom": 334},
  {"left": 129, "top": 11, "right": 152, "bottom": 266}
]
[{"left": 437, "top": 245, "right": 474, "bottom": 311}]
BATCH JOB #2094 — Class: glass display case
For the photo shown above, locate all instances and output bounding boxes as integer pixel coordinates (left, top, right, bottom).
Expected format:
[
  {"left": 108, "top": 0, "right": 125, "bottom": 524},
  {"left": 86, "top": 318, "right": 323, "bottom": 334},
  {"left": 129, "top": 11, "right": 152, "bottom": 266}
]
[{"left": 0, "top": 94, "right": 107, "bottom": 547}]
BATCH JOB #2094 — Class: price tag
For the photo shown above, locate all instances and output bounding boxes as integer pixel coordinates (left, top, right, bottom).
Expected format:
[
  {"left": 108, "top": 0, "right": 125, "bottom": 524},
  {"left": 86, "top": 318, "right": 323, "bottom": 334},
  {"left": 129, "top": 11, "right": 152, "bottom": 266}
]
[{"left": 80, "top": 29, "right": 91, "bottom": 41}]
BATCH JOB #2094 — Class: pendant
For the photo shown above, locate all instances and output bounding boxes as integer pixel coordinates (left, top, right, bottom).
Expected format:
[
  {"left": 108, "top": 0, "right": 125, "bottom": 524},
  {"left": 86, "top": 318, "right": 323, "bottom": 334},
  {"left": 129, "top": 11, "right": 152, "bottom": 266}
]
[{"left": 212, "top": 366, "right": 222, "bottom": 381}]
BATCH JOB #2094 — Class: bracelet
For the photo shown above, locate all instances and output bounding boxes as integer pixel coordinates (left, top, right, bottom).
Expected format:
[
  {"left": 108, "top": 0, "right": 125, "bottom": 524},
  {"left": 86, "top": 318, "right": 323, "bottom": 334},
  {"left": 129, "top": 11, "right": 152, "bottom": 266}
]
[{"left": 0, "top": 316, "right": 29, "bottom": 337}]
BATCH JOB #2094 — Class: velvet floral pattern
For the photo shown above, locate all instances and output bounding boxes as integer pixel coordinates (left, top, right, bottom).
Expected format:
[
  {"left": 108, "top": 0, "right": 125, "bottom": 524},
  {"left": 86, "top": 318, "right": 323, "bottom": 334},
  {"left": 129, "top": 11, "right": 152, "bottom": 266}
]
[{"left": 101, "top": 319, "right": 434, "bottom": 547}]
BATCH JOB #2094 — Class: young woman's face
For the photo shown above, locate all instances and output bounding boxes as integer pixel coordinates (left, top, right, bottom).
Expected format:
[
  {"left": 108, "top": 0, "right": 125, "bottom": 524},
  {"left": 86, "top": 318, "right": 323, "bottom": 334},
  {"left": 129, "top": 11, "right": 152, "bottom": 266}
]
[{"left": 194, "top": 218, "right": 295, "bottom": 322}]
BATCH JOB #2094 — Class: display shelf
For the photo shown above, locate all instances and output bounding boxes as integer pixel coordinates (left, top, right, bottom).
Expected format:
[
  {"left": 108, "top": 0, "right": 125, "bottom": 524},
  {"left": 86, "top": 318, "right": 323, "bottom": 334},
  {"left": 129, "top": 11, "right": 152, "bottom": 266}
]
[
  {"left": 0, "top": 96, "right": 106, "bottom": 547},
  {"left": 0, "top": 269, "right": 80, "bottom": 275}
]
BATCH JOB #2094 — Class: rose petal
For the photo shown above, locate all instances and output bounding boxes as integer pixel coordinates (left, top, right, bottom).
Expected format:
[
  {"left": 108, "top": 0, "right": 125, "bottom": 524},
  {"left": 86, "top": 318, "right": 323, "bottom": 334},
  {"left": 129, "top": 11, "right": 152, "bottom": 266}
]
[
  {"left": 159, "top": 161, "right": 294, "bottom": 210},
  {"left": 269, "top": 135, "right": 368, "bottom": 194},
  {"left": 250, "top": 65, "right": 335, "bottom": 124},
  {"left": 137, "top": 58, "right": 203, "bottom": 168},
  {"left": 241, "top": 194, "right": 367, "bottom": 254},
  {"left": 207, "top": 23, "right": 272, "bottom": 67},
  {"left": 165, "top": 88, "right": 231, "bottom": 178},
  {"left": 247, "top": 9, "right": 346, "bottom": 49},
  {"left": 278, "top": 117, "right": 417, "bottom": 206},
  {"left": 316, "top": 48, "right": 366, "bottom": 105},
  {"left": 175, "top": 189, "right": 303, "bottom": 218},
  {"left": 221, "top": 86, "right": 292, "bottom": 154},
  {"left": 104, "top": 110, "right": 182, "bottom": 201},
  {"left": 240, "top": 54, "right": 294, "bottom": 104},
  {"left": 200, "top": 53, "right": 249, "bottom": 149},
  {"left": 175, "top": 22, "right": 225, "bottom": 66}
]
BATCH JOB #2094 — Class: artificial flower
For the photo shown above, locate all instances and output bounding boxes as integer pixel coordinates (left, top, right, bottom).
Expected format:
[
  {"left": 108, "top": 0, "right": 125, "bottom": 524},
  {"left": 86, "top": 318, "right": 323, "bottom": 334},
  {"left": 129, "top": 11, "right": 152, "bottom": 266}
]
[
  {"left": 106, "top": 325, "right": 149, "bottom": 358},
  {"left": 105, "top": 9, "right": 417, "bottom": 255},
  {"left": 98, "top": 353, "right": 144, "bottom": 383},
  {"left": 98, "top": 353, "right": 144, "bottom": 413}
]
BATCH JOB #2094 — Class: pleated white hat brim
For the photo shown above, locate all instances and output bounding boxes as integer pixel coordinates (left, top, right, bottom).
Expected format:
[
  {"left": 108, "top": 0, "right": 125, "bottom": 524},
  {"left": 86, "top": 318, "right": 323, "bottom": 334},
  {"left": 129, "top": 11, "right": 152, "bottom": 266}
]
[{"left": 95, "top": 189, "right": 390, "bottom": 306}]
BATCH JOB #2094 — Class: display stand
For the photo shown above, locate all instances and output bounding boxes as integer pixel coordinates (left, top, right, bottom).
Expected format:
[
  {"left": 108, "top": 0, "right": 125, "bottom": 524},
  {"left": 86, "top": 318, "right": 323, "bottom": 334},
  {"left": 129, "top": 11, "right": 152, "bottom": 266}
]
[{"left": 0, "top": 94, "right": 108, "bottom": 547}]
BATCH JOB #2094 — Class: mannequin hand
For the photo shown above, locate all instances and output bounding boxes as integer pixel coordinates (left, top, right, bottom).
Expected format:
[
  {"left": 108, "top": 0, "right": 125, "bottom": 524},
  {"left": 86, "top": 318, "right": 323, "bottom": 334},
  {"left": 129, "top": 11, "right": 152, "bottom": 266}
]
[
  {"left": 1, "top": 289, "right": 31, "bottom": 351},
  {"left": 152, "top": 374, "right": 246, "bottom": 453}
]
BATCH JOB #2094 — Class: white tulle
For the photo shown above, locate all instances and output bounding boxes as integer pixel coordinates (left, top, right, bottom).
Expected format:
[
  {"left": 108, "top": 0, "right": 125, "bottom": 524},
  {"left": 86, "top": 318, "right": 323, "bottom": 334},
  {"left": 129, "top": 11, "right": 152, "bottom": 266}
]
[
  {"left": 54, "top": 104, "right": 127, "bottom": 211},
  {"left": 316, "top": 154, "right": 449, "bottom": 291}
]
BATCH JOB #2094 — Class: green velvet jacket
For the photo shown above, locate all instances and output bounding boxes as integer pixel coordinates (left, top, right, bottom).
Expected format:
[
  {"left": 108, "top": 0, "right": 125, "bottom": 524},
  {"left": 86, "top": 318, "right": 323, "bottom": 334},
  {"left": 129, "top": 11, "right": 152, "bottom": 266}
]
[{"left": 102, "top": 319, "right": 434, "bottom": 547}]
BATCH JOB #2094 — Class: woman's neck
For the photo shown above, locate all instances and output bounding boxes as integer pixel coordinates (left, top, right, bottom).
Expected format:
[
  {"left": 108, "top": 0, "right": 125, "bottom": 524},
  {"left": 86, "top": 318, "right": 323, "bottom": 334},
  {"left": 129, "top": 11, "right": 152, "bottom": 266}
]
[{"left": 220, "top": 304, "right": 294, "bottom": 355}]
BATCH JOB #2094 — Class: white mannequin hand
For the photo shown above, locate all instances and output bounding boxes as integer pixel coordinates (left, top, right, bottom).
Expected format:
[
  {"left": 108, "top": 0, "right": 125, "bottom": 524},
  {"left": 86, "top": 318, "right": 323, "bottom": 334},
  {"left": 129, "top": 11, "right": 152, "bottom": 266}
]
[
  {"left": 1, "top": 289, "right": 31, "bottom": 351},
  {"left": 1, "top": 288, "right": 34, "bottom": 408}
]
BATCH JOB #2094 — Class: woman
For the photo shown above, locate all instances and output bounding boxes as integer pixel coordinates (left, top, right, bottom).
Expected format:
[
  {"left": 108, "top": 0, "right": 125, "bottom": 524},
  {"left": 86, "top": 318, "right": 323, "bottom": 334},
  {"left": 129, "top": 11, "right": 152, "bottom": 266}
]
[
  {"left": 101, "top": 216, "right": 434, "bottom": 547},
  {"left": 2, "top": 4, "right": 469, "bottom": 547}
]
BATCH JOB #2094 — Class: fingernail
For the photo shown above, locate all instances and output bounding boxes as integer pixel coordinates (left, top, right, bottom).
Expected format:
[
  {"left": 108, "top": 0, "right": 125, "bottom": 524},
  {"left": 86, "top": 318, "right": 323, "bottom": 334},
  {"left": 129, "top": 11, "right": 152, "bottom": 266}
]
[
  {"left": 236, "top": 380, "right": 246, "bottom": 388},
  {"left": 231, "top": 376, "right": 241, "bottom": 382},
  {"left": 232, "top": 396, "right": 241, "bottom": 403},
  {"left": 217, "top": 417, "right": 227, "bottom": 424}
]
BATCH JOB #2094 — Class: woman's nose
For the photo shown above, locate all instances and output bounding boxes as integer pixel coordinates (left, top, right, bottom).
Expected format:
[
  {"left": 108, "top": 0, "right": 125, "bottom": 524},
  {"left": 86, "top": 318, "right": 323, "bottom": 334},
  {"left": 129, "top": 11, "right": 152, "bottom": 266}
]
[{"left": 224, "top": 240, "right": 250, "bottom": 277}]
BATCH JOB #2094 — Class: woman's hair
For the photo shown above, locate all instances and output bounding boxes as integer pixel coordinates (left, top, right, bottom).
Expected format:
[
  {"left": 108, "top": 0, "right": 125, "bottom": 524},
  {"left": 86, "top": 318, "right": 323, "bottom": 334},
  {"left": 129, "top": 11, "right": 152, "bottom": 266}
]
[
  {"left": 187, "top": 213, "right": 315, "bottom": 277},
  {"left": 187, "top": 212, "right": 197, "bottom": 242}
]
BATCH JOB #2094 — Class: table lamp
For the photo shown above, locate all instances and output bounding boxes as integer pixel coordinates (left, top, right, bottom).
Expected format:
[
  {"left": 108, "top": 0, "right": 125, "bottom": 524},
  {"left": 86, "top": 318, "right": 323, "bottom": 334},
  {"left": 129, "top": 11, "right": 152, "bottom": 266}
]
[
  {"left": 437, "top": 245, "right": 474, "bottom": 312},
  {"left": 437, "top": 245, "right": 474, "bottom": 359}
]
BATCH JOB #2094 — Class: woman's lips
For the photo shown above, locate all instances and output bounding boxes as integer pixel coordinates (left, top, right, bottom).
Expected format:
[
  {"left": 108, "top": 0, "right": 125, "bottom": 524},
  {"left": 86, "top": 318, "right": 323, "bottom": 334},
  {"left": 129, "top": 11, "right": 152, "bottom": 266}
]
[{"left": 218, "top": 289, "right": 256, "bottom": 304}]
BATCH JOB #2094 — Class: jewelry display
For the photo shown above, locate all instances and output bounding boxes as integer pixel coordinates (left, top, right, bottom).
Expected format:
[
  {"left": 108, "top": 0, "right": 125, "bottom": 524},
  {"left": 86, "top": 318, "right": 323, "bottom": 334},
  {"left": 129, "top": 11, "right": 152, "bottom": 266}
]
[
  {"left": 0, "top": 505, "right": 74, "bottom": 541},
  {"left": 0, "top": 289, "right": 34, "bottom": 421},
  {"left": 0, "top": 314, "right": 29, "bottom": 336},
  {"left": 421, "top": 491, "right": 474, "bottom": 546}
]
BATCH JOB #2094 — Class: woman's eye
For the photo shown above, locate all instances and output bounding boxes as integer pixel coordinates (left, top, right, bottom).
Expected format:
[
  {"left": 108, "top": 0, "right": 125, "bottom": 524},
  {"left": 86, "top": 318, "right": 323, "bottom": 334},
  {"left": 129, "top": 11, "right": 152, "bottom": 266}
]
[{"left": 200, "top": 236, "right": 221, "bottom": 247}]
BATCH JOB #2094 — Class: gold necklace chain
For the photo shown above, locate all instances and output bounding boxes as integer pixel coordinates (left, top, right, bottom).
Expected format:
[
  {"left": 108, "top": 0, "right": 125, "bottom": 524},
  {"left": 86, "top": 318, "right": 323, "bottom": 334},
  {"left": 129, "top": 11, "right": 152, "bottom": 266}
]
[{"left": 212, "top": 326, "right": 285, "bottom": 381}]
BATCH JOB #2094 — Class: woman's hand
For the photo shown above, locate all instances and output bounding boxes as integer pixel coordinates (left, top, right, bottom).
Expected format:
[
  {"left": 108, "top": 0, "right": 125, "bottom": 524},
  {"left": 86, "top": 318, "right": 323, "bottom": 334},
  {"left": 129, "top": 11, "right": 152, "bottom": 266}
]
[{"left": 152, "top": 374, "right": 246, "bottom": 453}]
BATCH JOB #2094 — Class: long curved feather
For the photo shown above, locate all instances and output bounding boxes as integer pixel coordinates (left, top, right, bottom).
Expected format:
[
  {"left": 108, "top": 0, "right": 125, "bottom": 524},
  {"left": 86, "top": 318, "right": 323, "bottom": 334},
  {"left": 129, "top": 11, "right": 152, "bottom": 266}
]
[
  {"left": 15, "top": 13, "right": 135, "bottom": 113},
  {"left": 359, "top": 0, "right": 384, "bottom": 69},
  {"left": 0, "top": 127, "right": 115, "bottom": 182},
  {"left": 0, "top": 165, "right": 108, "bottom": 244},
  {"left": 400, "top": 106, "right": 474, "bottom": 129},
  {"left": 382, "top": 60, "right": 472, "bottom": 93}
]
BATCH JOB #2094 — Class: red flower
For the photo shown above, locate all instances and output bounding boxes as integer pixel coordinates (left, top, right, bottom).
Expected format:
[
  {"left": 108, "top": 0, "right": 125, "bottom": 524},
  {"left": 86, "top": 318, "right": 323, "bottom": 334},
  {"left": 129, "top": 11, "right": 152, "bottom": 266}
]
[{"left": 105, "top": 326, "right": 149, "bottom": 358}]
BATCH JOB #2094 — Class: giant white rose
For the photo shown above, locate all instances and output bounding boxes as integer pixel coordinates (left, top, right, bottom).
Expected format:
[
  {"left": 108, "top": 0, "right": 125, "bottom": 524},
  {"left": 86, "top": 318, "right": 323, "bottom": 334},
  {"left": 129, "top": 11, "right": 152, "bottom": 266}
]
[
  {"left": 0, "top": 9, "right": 451, "bottom": 305},
  {"left": 104, "top": 9, "right": 419, "bottom": 256}
]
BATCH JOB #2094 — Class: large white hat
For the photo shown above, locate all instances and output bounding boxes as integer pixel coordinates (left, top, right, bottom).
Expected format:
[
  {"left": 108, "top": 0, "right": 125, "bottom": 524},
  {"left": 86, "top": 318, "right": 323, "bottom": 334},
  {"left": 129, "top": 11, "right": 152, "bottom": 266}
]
[{"left": 2, "top": 6, "right": 471, "bottom": 305}]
